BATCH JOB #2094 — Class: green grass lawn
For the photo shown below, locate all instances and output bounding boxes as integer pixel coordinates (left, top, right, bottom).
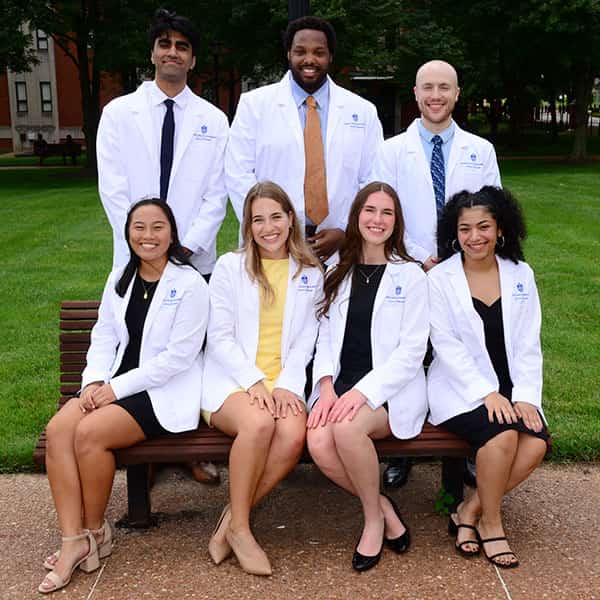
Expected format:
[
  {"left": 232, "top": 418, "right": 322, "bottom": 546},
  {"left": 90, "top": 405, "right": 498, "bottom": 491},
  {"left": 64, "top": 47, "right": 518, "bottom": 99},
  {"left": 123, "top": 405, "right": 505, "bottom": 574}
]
[{"left": 0, "top": 163, "right": 598, "bottom": 470}]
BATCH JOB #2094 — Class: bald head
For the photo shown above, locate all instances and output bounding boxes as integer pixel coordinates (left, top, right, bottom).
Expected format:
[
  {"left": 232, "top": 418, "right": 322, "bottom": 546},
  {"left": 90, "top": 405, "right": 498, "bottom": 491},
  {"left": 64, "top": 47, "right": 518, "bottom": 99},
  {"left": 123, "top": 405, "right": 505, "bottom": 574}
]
[
  {"left": 414, "top": 60, "right": 460, "bottom": 133},
  {"left": 415, "top": 60, "right": 458, "bottom": 87}
]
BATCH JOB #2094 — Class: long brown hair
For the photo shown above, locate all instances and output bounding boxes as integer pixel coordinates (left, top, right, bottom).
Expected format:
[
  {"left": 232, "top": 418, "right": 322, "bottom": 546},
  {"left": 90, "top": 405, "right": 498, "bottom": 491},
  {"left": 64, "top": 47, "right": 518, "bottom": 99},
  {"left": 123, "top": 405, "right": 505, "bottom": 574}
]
[
  {"left": 240, "top": 181, "right": 321, "bottom": 302},
  {"left": 317, "top": 181, "right": 414, "bottom": 318}
]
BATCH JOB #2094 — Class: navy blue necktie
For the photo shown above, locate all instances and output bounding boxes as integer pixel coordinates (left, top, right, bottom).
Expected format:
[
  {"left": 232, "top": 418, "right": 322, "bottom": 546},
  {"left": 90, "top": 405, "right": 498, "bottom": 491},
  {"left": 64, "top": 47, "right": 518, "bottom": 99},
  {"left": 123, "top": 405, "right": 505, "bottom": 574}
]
[
  {"left": 160, "top": 99, "right": 175, "bottom": 201},
  {"left": 430, "top": 134, "right": 445, "bottom": 220}
]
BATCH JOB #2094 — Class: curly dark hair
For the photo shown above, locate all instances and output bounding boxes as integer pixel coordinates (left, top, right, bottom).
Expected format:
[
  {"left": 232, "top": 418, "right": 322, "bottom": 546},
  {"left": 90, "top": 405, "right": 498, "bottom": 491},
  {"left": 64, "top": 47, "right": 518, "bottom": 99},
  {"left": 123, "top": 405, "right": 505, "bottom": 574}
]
[
  {"left": 148, "top": 9, "right": 200, "bottom": 57},
  {"left": 437, "top": 186, "right": 527, "bottom": 264},
  {"left": 317, "top": 182, "right": 414, "bottom": 318},
  {"left": 283, "top": 16, "right": 336, "bottom": 55}
]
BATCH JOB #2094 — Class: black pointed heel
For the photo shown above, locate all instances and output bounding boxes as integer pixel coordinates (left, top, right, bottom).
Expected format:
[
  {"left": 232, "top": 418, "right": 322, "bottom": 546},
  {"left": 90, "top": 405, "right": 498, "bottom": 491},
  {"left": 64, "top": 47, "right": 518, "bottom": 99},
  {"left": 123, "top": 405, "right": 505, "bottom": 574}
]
[{"left": 381, "top": 493, "right": 411, "bottom": 554}]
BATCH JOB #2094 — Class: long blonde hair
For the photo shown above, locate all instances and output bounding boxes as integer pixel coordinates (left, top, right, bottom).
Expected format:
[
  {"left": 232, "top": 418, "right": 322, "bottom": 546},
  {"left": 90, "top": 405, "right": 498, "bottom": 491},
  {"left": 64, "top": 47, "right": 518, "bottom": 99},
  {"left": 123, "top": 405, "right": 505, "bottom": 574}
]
[{"left": 241, "top": 181, "right": 322, "bottom": 302}]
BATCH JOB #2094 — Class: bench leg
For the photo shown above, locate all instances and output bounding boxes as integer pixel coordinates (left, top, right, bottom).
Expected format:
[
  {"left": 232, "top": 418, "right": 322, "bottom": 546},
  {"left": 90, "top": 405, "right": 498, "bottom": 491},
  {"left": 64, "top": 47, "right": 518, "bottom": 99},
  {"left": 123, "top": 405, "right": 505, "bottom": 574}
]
[
  {"left": 115, "top": 464, "right": 157, "bottom": 529},
  {"left": 441, "top": 457, "right": 465, "bottom": 512}
]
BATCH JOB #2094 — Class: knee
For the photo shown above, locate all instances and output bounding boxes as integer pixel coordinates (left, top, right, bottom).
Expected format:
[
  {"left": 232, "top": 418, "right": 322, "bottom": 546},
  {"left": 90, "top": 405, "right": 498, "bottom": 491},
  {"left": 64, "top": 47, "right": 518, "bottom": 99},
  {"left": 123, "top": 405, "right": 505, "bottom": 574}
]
[
  {"left": 278, "top": 423, "right": 306, "bottom": 460},
  {"left": 332, "top": 419, "right": 362, "bottom": 449},
  {"left": 487, "top": 429, "right": 519, "bottom": 455},
  {"left": 238, "top": 412, "right": 276, "bottom": 446},
  {"left": 45, "top": 411, "right": 75, "bottom": 454},
  {"left": 74, "top": 419, "right": 103, "bottom": 457},
  {"left": 307, "top": 427, "right": 335, "bottom": 463}
]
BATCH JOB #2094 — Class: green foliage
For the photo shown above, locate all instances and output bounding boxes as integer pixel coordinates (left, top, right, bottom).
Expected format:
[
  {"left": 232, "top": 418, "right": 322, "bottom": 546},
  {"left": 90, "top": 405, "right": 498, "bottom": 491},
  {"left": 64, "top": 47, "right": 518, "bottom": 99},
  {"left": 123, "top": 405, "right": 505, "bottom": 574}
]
[
  {"left": 0, "top": 1, "right": 39, "bottom": 71},
  {"left": 434, "top": 486, "right": 455, "bottom": 516}
]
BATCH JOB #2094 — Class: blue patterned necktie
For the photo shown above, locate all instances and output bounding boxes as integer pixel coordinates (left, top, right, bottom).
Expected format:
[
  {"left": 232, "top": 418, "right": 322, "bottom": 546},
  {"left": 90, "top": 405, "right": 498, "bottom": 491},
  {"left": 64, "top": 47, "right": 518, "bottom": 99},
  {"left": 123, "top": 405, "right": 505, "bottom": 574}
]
[
  {"left": 160, "top": 99, "right": 175, "bottom": 201},
  {"left": 430, "top": 134, "right": 445, "bottom": 220}
]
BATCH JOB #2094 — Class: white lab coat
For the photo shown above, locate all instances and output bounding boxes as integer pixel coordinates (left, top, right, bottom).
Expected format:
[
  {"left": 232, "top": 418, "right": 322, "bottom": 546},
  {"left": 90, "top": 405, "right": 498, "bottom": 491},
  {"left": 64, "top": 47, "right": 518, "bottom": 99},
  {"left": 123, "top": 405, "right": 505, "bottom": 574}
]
[
  {"left": 225, "top": 73, "right": 383, "bottom": 233},
  {"left": 427, "top": 253, "right": 544, "bottom": 426},
  {"left": 81, "top": 261, "right": 208, "bottom": 432},
  {"left": 308, "top": 260, "right": 430, "bottom": 439},
  {"left": 97, "top": 81, "right": 229, "bottom": 274},
  {"left": 201, "top": 251, "right": 323, "bottom": 412},
  {"left": 372, "top": 119, "right": 501, "bottom": 263}
]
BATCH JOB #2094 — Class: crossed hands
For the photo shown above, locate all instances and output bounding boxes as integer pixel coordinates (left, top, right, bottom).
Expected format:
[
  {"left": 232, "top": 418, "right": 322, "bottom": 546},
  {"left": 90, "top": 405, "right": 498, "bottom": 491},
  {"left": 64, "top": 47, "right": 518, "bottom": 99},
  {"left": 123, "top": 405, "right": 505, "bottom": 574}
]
[
  {"left": 79, "top": 382, "right": 117, "bottom": 413},
  {"left": 306, "top": 376, "right": 368, "bottom": 428},
  {"left": 247, "top": 381, "right": 305, "bottom": 419},
  {"left": 483, "top": 392, "right": 543, "bottom": 432}
]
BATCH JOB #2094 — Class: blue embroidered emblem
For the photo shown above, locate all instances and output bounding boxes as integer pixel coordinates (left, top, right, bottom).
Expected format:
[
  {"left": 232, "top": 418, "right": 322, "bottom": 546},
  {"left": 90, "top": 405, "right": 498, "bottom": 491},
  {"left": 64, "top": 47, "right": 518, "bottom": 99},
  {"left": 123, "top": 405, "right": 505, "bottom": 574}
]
[
  {"left": 470, "top": 153, "right": 477, "bottom": 162},
  {"left": 301, "top": 275, "right": 308, "bottom": 284},
  {"left": 517, "top": 283, "right": 524, "bottom": 293},
  {"left": 395, "top": 286, "right": 402, "bottom": 295},
  {"left": 352, "top": 113, "right": 358, "bottom": 122},
  {"left": 170, "top": 289, "right": 176, "bottom": 298},
  {"left": 201, "top": 125, "right": 208, "bottom": 134}
]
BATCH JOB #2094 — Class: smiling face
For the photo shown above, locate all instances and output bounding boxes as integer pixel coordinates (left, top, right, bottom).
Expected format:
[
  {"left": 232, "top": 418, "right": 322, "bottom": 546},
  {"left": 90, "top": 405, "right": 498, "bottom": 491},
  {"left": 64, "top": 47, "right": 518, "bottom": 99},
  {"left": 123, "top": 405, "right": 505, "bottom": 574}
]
[
  {"left": 151, "top": 29, "right": 196, "bottom": 87},
  {"left": 457, "top": 206, "right": 501, "bottom": 265},
  {"left": 127, "top": 203, "right": 172, "bottom": 265},
  {"left": 358, "top": 190, "right": 396, "bottom": 251},
  {"left": 288, "top": 29, "right": 332, "bottom": 93},
  {"left": 414, "top": 60, "right": 460, "bottom": 133},
  {"left": 250, "top": 196, "right": 293, "bottom": 259}
]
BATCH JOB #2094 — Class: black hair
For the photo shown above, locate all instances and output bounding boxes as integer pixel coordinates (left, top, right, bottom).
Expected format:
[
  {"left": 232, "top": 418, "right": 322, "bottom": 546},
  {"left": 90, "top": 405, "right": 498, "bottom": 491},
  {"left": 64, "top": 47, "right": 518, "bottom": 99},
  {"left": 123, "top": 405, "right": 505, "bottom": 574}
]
[
  {"left": 437, "top": 186, "right": 527, "bottom": 264},
  {"left": 284, "top": 16, "right": 336, "bottom": 55},
  {"left": 148, "top": 9, "right": 200, "bottom": 57},
  {"left": 115, "top": 198, "right": 195, "bottom": 297}
]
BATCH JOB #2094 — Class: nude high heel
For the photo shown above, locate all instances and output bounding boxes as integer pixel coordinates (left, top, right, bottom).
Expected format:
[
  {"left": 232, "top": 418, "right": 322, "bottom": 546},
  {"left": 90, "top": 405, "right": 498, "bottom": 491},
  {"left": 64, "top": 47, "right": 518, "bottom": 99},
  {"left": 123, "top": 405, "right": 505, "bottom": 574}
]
[
  {"left": 225, "top": 527, "right": 272, "bottom": 576},
  {"left": 208, "top": 505, "right": 232, "bottom": 565},
  {"left": 38, "top": 531, "right": 100, "bottom": 594}
]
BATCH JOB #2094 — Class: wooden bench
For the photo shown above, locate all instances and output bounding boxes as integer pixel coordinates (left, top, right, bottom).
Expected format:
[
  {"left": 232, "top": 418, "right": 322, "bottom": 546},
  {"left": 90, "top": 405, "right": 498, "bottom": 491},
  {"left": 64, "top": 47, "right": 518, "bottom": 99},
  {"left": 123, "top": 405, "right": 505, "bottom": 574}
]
[
  {"left": 33, "top": 301, "right": 471, "bottom": 528},
  {"left": 33, "top": 142, "right": 82, "bottom": 165}
]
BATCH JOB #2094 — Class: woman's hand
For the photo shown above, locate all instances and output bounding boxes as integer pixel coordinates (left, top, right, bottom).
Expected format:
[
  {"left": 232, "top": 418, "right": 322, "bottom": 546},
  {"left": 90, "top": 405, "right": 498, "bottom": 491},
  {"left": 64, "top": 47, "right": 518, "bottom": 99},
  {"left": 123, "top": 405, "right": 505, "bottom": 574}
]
[
  {"left": 247, "top": 381, "right": 276, "bottom": 417},
  {"left": 307, "top": 377, "right": 337, "bottom": 428},
  {"left": 79, "top": 382, "right": 102, "bottom": 412},
  {"left": 328, "top": 388, "right": 368, "bottom": 423},
  {"left": 272, "top": 387, "right": 305, "bottom": 419},
  {"left": 514, "top": 402, "right": 543, "bottom": 432},
  {"left": 92, "top": 383, "right": 117, "bottom": 407},
  {"left": 483, "top": 391, "right": 517, "bottom": 424}
]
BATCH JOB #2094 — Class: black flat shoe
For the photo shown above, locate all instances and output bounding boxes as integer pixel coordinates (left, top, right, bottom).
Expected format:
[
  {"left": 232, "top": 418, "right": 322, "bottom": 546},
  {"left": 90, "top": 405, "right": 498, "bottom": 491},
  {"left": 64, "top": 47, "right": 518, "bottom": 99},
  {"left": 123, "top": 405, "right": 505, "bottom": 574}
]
[
  {"left": 352, "top": 541, "right": 384, "bottom": 572},
  {"left": 381, "top": 493, "right": 411, "bottom": 554}
]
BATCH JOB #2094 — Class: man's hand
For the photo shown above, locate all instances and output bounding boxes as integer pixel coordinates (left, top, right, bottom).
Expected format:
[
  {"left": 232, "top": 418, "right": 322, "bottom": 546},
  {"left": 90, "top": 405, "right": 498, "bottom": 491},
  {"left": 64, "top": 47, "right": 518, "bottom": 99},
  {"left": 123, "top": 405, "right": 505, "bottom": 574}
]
[{"left": 307, "top": 228, "right": 345, "bottom": 262}]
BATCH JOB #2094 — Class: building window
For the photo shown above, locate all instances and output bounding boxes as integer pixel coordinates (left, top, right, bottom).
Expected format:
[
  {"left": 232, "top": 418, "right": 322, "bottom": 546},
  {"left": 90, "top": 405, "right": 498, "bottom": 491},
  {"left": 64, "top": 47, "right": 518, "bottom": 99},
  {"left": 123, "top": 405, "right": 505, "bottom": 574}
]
[
  {"left": 37, "top": 30, "right": 49, "bottom": 51},
  {"left": 15, "top": 82, "right": 28, "bottom": 113},
  {"left": 40, "top": 82, "right": 52, "bottom": 113}
]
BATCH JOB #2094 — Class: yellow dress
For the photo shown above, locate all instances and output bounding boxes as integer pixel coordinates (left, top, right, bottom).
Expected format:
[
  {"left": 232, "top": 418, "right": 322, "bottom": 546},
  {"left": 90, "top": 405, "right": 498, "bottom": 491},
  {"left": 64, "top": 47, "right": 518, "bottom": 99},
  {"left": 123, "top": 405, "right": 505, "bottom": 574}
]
[{"left": 202, "top": 258, "right": 289, "bottom": 426}]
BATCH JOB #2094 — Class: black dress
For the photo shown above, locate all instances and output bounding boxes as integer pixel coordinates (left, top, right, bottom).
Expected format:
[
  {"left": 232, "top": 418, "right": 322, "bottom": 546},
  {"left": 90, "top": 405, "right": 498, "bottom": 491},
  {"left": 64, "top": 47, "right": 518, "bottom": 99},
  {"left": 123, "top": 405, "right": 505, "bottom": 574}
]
[
  {"left": 334, "top": 265, "right": 385, "bottom": 403},
  {"left": 111, "top": 274, "right": 169, "bottom": 439},
  {"left": 440, "top": 297, "right": 549, "bottom": 451}
]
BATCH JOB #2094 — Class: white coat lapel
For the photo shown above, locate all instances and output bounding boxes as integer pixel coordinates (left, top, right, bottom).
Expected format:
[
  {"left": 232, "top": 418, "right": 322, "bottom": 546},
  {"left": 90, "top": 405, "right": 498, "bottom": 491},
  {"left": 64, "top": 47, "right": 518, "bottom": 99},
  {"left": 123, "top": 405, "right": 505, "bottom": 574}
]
[
  {"left": 498, "top": 257, "right": 514, "bottom": 365},
  {"left": 326, "top": 78, "right": 343, "bottom": 154},
  {"left": 331, "top": 270, "right": 352, "bottom": 346},
  {"left": 447, "top": 256, "right": 486, "bottom": 347},
  {"left": 406, "top": 121, "right": 432, "bottom": 189},
  {"left": 140, "top": 261, "right": 177, "bottom": 348},
  {"left": 117, "top": 272, "right": 135, "bottom": 341},
  {"left": 446, "top": 123, "right": 468, "bottom": 184},
  {"left": 239, "top": 261, "right": 261, "bottom": 360},
  {"left": 371, "top": 263, "right": 390, "bottom": 318},
  {"left": 170, "top": 97, "right": 202, "bottom": 182},
  {"left": 277, "top": 76, "right": 304, "bottom": 150},
  {"left": 130, "top": 83, "right": 158, "bottom": 169},
  {"left": 280, "top": 258, "right": 298, "bottom": 356}
]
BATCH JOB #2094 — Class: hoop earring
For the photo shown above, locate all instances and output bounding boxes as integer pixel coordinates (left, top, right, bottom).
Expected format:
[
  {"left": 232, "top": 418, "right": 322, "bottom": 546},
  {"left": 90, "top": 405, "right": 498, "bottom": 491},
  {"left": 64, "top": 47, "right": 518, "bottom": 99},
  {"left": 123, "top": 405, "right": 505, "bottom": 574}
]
[
  {"left": 451, "top": 239, "right": 461, "bottom": 253},
  {"left": 496, "top": 235, "right": 505, "bottom": 248}
]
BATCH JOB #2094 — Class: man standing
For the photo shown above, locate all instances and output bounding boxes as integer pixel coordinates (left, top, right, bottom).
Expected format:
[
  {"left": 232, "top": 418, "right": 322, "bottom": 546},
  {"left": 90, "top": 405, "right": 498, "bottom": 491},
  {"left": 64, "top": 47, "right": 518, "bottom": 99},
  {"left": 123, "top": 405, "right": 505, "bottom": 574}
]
[
  {"left": 97, "top": 10, "right": 227, "bottom": 483},
  {"left": 225, "top": 16, "right": 383, "bottom": 262},
  {"left": 374, "top": 60, "right": 500, "bottom": 491},
  {"left": 97, "top": 9, "right": 228, "bottom": 277}
]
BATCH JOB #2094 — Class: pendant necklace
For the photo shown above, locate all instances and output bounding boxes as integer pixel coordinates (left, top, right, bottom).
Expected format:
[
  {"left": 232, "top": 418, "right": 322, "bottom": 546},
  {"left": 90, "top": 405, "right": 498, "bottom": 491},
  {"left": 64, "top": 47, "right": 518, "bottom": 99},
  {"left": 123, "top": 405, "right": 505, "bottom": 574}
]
[
  {"left": 141, "top": 278, "right": 158, "bottom": 300},
  {"left": 356, "top": 264, "right": 384, "bottom": 284}
]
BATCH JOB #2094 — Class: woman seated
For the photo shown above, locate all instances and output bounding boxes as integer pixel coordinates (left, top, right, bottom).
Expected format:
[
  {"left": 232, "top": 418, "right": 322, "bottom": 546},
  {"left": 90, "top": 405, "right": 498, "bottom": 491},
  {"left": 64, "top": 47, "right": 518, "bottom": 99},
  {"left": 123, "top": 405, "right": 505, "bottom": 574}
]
[
  {"left": 39, "top": 199, "right": 208, "bottom": 593},
  {"left": 307, "top": 182, "right": 429, "bottom": 572},
  {"left": 428, "top": 186, "right": 549, "bottom": 568},
  {"left": 202, "top": 181, "right": 322, "bottom": 576}
]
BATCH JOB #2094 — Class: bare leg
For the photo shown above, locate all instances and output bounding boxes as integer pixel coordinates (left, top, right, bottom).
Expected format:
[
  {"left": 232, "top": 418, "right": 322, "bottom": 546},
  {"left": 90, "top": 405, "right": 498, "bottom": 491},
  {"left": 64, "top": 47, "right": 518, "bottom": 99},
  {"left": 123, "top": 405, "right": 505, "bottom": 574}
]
[
  {"left": 210, "top": 392, "right": 275, "bottom": 574},
  {"left": 333, "top": 405, "right": 393, "bottom": 556},
  {"left": 252, "top": 411, "right": 307, "bottom": 504},
  {"left": 75, "top": 404, "right": 146, "bottom": 530}
]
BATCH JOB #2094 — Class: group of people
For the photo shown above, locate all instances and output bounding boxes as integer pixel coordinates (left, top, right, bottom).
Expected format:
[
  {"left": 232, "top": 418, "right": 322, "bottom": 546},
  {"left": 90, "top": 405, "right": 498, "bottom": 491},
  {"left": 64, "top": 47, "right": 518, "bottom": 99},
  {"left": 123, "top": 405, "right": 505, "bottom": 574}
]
[{"left": 38, "top": 9, "right": 549, "bottom": 593}]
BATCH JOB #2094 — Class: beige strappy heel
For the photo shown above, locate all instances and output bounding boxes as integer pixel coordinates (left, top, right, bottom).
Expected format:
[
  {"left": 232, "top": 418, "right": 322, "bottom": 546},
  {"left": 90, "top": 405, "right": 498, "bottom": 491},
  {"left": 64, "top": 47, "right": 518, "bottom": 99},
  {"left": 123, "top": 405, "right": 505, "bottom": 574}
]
[
  {"left": 38, "top": 531, "right": 99, "bottom": 594},
  {"left": 43, "top": 518, "right": 112, "bottom": 570}
]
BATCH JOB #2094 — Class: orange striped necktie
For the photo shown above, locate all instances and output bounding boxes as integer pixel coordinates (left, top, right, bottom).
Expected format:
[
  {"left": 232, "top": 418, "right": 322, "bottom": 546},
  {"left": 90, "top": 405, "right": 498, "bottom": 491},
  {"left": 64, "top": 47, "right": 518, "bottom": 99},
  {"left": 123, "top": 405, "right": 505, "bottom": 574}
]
[{"left": 303, "top": 95, "right": 328, "bottom": 225}]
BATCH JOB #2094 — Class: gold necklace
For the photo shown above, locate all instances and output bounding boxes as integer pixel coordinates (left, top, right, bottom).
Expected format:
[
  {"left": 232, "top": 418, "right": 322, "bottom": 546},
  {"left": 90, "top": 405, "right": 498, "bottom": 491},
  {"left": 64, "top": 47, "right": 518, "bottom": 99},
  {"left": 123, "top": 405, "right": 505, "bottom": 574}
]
[
  {"left": 140, "top": 278, "right": 158, "bottom": 300},
  {"left": 356, "top": 264, "right": 384, "bottom": 284}
]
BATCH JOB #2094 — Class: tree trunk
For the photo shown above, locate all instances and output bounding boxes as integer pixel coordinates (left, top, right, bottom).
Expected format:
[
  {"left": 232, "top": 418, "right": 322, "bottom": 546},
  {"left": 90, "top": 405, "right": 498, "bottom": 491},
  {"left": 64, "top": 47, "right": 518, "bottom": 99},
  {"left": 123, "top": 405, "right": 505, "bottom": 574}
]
[
  {"left": 570, "top": 62, "right": 592, "bottom": 162},
  {"left": 549, "top": 92, "right": 557, "bottom": 142}
]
